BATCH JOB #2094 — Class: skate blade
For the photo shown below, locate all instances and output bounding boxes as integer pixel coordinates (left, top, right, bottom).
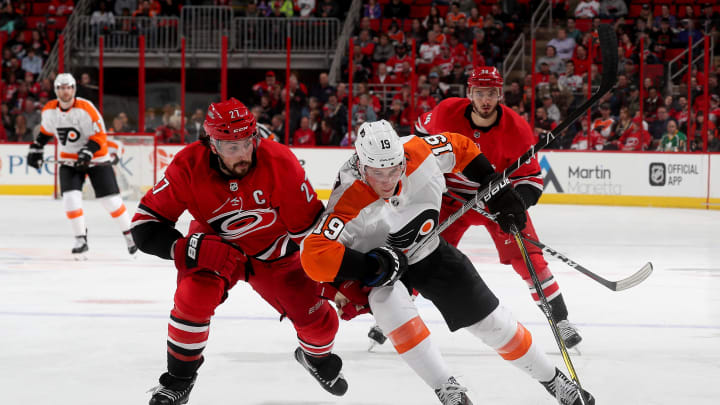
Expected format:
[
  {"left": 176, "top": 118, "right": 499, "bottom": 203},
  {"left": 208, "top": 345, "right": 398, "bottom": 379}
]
[
  {"left": 73, "top": 253, "right": 88, "bottom": 261},
  {"left": 368, "top": 339, "right": 380, "bottom": 352}
]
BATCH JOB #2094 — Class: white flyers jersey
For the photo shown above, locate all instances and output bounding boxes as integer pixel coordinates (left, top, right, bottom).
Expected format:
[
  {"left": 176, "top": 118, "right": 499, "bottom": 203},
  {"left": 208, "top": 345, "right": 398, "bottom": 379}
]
[
  {"left": 39, "top": 97, "right": 109, "bottom": 162},
  {"left": 301, "top": 133, "right": 482, "bottom": 282}
]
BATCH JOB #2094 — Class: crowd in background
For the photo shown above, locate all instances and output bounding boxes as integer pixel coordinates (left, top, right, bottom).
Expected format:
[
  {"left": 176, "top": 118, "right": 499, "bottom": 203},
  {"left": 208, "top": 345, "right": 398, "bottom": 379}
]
[{"left": 2, "top": 0, "right": 720, "bottom": 151}]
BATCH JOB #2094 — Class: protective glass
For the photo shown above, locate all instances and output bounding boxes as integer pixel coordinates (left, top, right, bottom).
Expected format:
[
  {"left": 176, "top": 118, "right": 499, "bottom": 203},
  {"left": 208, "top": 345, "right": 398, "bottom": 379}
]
[{"left": 469, "top": 88, "right": 500, "bottom": 101}]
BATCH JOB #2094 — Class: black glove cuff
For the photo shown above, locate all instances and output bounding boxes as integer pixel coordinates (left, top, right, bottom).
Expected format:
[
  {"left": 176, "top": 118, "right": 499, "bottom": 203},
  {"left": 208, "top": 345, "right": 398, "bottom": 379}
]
[{"left": 84, "top": 140, "right": 102, "bottom": 154}]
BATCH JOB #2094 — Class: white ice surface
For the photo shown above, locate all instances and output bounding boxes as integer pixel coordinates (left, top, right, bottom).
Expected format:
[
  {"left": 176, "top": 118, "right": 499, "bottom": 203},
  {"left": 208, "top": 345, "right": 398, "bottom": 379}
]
[{"left": 1, "top": 196, "right": 718, "bottom": 404}]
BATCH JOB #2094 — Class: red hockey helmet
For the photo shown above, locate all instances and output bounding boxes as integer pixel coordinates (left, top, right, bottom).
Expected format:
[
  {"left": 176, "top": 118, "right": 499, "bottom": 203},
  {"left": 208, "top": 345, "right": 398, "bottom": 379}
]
[
  {"left": 203, "top": 98, "right": 257, "bottom": 141},
  {"left": 467, "top": 66, "right": 503, "bottom": 89}
]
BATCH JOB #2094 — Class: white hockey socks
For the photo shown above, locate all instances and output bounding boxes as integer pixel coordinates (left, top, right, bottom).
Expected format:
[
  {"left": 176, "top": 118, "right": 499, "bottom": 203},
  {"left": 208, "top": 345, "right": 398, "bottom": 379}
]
[
  {"left": 63, "top": 190, "right": 86, "bottom": 236},
  {"left": 464, "top": 305, "right": 556, "bottom": 382},
  {"left": 369, "top": 282, "right": 451, "bottom": 389},
  {"left": 98, "top": 194, "right": 131, "bottom": 231}
]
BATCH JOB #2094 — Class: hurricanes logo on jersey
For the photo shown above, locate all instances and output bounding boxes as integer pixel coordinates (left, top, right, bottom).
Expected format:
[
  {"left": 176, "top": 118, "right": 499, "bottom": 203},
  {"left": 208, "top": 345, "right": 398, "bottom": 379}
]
[
  {"left": 57, "top": 127, "right": 82, "bottom": 145},
  {"left": 386, "top": 209, "right": 438, "bottom": 249},
  {"left": 207, "top": 209, "right": 277, "bottom": 240}
]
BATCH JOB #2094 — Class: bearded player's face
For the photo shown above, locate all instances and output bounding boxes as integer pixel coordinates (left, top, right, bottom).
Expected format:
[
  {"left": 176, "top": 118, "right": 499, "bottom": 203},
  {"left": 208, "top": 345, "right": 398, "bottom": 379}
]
[
  {"left": 212, "top": 137, "right": 255, "bottom": 177},
  {"left": 469, "top": 87, "right": 500, "bottom": 119}
]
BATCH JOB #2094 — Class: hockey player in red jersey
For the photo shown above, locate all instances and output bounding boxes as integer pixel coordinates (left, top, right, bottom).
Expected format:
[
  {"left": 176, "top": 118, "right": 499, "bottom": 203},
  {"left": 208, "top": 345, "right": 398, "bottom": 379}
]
[
  {"left": 413, "top": 66, "right": 583, "bottom": 348},
  {"left": 131, "top": 98, "right": 347, "bottom": 405}
]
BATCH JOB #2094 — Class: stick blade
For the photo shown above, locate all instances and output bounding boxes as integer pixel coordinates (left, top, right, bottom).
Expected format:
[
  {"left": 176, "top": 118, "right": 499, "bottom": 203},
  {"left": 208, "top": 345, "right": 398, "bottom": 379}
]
[{"left": 614, "top": 262, "right": 653, "bottom": 291}]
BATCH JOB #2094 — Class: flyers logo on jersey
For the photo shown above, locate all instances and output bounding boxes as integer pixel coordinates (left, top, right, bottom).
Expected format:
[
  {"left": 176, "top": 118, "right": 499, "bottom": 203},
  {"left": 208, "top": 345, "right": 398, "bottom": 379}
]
[
  {"left": 57, "top": 127, "right": 82, "bottom": 145},
  {"left": 208, "top": 209, "right": 277, "bottom": 240},
  {"left": 386, "top": 209, "right": 438, "bottom": 249}
]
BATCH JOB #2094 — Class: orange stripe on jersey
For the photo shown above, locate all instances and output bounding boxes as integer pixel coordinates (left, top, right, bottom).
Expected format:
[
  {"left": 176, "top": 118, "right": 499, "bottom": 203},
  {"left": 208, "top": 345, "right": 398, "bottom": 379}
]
[
  {"left": 66, "top": 209, "right": 83, "bottom": 219},
  {"left": 41, "top": 100, "right": 59, "bottom": 112},
  {"left": 403, "top": 136, "right": 433, "bottom": 177},
  {"left": 301, "top": 180, "right": 379, "bottom": 282},
  {"left": 110, "top": 204, "right": 127, "bottom": 218},
  {"left": 387, "top": 316, "right": 431, "bottom": 354},
  {"left": 39, "top": 126, "right": 54, "bottom": 137},
  {"left": 497, "top": 322, "right": 533, "bottom": 360}
]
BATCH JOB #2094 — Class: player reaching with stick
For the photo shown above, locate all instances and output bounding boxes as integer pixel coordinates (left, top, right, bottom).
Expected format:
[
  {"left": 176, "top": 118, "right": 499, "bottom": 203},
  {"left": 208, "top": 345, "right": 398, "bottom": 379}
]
[
  {"left": 26, "top": 73, "right": 136, "bottom": 259},
  {"left": 410, "top": 67, "right": 583, "bottom": 348},
  {"left": 131, "top": 98, "right": 348, "bottom": 404},
  {"left": 301, "top": 120, "right": 594, "bottom": 405}
]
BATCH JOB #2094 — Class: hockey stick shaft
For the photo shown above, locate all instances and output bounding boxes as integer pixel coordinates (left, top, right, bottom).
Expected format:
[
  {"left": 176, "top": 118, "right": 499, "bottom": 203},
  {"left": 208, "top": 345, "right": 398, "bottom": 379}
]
[
  {"left": 510, "top": 224, "right": 588, "bottom": 405},
  {"left": 409, "top": 24, "right": 618, "bottom": 258},
  {"left": 442, "top": 192, "right": 653, "bottom": 291},
  {"left": 44, "top": 159, "right": 114, "bottom": 167}
]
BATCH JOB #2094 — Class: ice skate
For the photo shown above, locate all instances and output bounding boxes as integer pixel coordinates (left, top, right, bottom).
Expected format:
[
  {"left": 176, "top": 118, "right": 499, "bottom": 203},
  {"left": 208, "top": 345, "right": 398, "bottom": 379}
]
[
  {"left": 123, "top": 229, "right": 138, "bottom": 256},
  {"left": 148, "top": 371, "right": 197, "bottom": 405},
  {"left": 434, "top": 376, "right": 473, "bottom": 405},
  {"left": 71, "top": 234, "right": 88, "bottom": 260},
  {"left": 367, "top": 324, "right": 387, "bottom": 352},
  {"left": 557, "top": 320, "right": 582, "bottom": 349},
  {"left": 294, "top": 347, "right": 348, "bottom": 396},
  {"left": 541, "top": 368, "right": 595, "bottom": 405}
]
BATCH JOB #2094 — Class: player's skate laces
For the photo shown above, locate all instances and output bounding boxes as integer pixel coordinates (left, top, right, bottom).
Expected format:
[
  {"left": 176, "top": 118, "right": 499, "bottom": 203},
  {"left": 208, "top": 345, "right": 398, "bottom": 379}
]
[
  {"left": 148, "top": 372, "right": 197, "bottom": 405},
  {"left": 72, "top": 234, "right": 88, "bottom": 259},
  {"left": 123, "top": 229, "right": 138, "bottom": 255},
  {"left": 557, "top": 320, "right": 582, "bottom": 349},
  {"left": 434, "top": 376, "right": 473, "bottom": 405},
  {"left": 541, "top": 368, "right": 595, "bottom": 405},
  {"left": 294, "top": 347, "right": 348, "bottom": 396}
]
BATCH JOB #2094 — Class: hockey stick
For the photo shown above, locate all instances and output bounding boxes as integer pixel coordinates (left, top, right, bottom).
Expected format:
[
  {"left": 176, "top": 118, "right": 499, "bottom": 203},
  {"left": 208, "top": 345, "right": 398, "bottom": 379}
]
[
  {"left": 442, "top": 191, "right": 654, "bottom": 291},
  {"left": 522, "top": 238, "right": 653, "bottom": 291},
  {"left": 408, "top": 24, "right": 619, "bottom": 259},
  {"left": 44, "top": 159, "right": 115, "bottom": 167},
  {"left": 510, "top": 224, "right": 589, "bottom": 405}
]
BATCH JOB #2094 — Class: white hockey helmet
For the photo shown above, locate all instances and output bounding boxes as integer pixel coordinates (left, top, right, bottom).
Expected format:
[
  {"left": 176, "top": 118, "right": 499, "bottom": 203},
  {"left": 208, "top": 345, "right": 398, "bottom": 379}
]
[
  {"left": 54, "top": 73, "right": 76, "bottom": 97},
  {"left": 355, "top": 120, "right": 405, "bottom": 170}
]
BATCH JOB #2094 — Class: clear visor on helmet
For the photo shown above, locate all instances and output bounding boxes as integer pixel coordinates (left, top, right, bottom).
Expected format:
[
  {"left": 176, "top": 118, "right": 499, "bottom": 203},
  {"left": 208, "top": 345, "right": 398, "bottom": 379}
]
[
  {"left": 362, "top": 160, "right": 406, "bottom": 183},
  {"left": 211, "top": 137, "right": 254, "bottom": 157},
  {"left": 469, "top": 87, "right": 501, "bottom": 101}
]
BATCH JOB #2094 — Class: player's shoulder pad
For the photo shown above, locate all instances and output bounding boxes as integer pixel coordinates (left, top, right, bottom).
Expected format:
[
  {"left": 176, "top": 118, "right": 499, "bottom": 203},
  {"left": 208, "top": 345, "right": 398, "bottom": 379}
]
[{"left": 41, "top": 100, "right": 58, "bottom": 112}]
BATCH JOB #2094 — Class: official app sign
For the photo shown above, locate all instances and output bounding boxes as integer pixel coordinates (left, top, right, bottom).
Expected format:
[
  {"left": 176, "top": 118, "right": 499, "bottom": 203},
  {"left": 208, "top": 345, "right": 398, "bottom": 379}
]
[{"left": 649, "top": 162, "right": 665, "bottom": 186}]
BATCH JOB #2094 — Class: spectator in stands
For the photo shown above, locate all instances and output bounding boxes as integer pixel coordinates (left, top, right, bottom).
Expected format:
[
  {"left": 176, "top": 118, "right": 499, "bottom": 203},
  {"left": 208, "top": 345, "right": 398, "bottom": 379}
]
[
  {"left": 322, "top": 93, "right": 347, "bottom": 135},
  {"left": 364, "top": 0, "right": 381, "bottom": 18},
  {"left": 308, "top": 72, "right": 333, "bottom": 105},
  {"left": 454, "top": 16, "right": 474, "bottom": 47},
  {"left": 21, "top": 49, "right": 43, "bottom": 77},
  {"left": 370, "top": 63, "right": 395, "bottom": 85},
  {"left": 542, "top": 94, "right": 561, "bottom": 123},
  {"left": 534, "top": 106, "right": 557, "bottom": 138},
  {"left": 91, "top": 1, "right": 116, "bottom": 38},
  {"left": 20, "top": 98, "right": 41, "bottom": 134},
  {"left": 644, "top": 87, "right": 664, "bottom": 122},
  {"left": 657, "top": 119, "right": 687, "bottom": 151},
  {"left": 373, "top": 33, "right": 395, "bottom": 63},
  {"left": 649, "top": 106, "right": 671, "bottom": 142},
  {"left": 253, "top": 71, "right": 278, "bottom": 101},
  {"left": 599, "top": 0, "right": 626, "bottom": 19},
  {"left": 466, "top": 7, "right": 482, "bottom": 29},
  {"left": 565, "top": 18, "right": 582, "bottom": 44},
  {"left": 75, "top": 73, "right": 99, "bottom": 104},
  {"left": 652, "top": 5, "right": 676, "bottom": 31},
  {"left": 296, "top": 0, "right": 316, "bottom": 17},
  {"left": 10, "top": 114, "right": 33, "bottom": 142},
  {"left": 345, "top": 44, "right": 372, "bottom": 83},
  {"left": 637, "top": 4, "right": 653, "bottom": 28},
  {"left": 446, "top": 62, "right": 469, "bottom": 87},
  {"left": 707, "top": 127, "right": 720, "bottom": 151},
  {"left": 558, "top": 60, "right": 583, "bottom": 93},
  {"left": 418, "top": 31, "right": 441, "bottom": 75},
  {"left": 133, "top": 0, "right": 157, "bottom": 18},
  {"left": 114, "top": 0, "right": 137, "bottom": 17},
  {"left": 356, "top": 29, "right": 376, "bottom": 59},
  {"left": 29, "top": 30, "right": 51, "bottom": 59},
  {"left": 570, "top": 118, "right": 603, "bottom": 150},
  {"left": 574, "top": 0, "right": 599, "bottom": 19},
  {"left": 472, "top": 28, "right": 499, "bottom": 66},
  {"left": 572, "top": 44, "right": 590, "bottom": 77},
  {"left": 422, "top": 5, "right": 444, "bottom": 31},
  {"left": 351, "top": 93, "right": 377, "bottom": 128},
  {"left": 591, "top": 102, "right": 615, "bottom": 139},
  {"left": 432, "top": 45, "right": 454, "bottom": 78},
  {"left": 446, "top": 2, "right": 467, "bottom": 25},
  {"left": 652, "top": 18, "right": 675, "bottom": 56},
  {"left": 536, "top": 45, "right": 564, "bottom": 75},
  {"left": 292, "top": 116, "right": 315, "bottom": 146},
  {"left": 427, "top": 71, "right": 449, "bottom": 101},
  {"left": 614, "top": 116, "right": 651, "bottom": 151},
  {"left": 1, "top": 103, "right": 12, "bottom": 137},
  {"left": 185, "top": 108, "right": 204, "bottom": 143},
  {"left": 548, "top": 28, "right": 576, "bottom": 61},
  {"left": 385, "top": 98, "right": 411, "bottom": 134},
  {"left": 700, "top": 4, "right": 720, "bottom": 33},
  {"left": 271, "top": 0, "right": 294, "bottom": 18},
  {"left": 384, "top": 0, "right": 409, "bottom": 20},
  {"left": 416, "top": 84, "right": 437, "bottom": 113},
  {"left": 270, "top": 114, "right": 285, "bottom": 141},
  {"left": 675, "top": 19, "right": 704, "bottom": 48}
]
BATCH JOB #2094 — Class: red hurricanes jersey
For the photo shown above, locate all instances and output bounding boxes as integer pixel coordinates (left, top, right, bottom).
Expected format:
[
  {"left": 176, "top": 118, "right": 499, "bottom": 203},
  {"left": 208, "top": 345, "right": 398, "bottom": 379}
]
[
  {"left": 134, "top": 140, "right": 323, "bottom": 261},
  {"left": 415, "top": 97, "right": 543, "bottom": 197}
]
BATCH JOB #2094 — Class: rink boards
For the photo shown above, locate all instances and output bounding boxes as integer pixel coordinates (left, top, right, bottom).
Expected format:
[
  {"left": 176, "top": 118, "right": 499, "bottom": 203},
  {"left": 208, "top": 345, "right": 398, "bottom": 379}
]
[{"left": 1, "top": 143, "right": 718, "bottom": 209}]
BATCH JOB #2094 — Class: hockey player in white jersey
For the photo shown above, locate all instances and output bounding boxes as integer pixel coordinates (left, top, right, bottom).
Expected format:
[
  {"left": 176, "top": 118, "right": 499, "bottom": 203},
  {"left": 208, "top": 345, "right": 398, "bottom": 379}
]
[
  {"left": 301, "top": 120, "right": 594, "bottom": 405},
  {"left": 26, "top": 73, "right": 137, "bottom": 258}
]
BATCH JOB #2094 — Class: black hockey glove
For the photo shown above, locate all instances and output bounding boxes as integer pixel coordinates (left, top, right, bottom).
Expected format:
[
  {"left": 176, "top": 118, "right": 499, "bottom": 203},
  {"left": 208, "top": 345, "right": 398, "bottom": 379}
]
[
  {"left": 27, "top": 141, "right": 44, "bottom": 170},
  {"left": 364, "top": 246, "right": 408, "bottom": 287},
  {"left": 482, "top": 176, "right": 527, "bottom": 234},
  {"left": 75, "top": 147, "right": 94, "bottom": 170}
]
